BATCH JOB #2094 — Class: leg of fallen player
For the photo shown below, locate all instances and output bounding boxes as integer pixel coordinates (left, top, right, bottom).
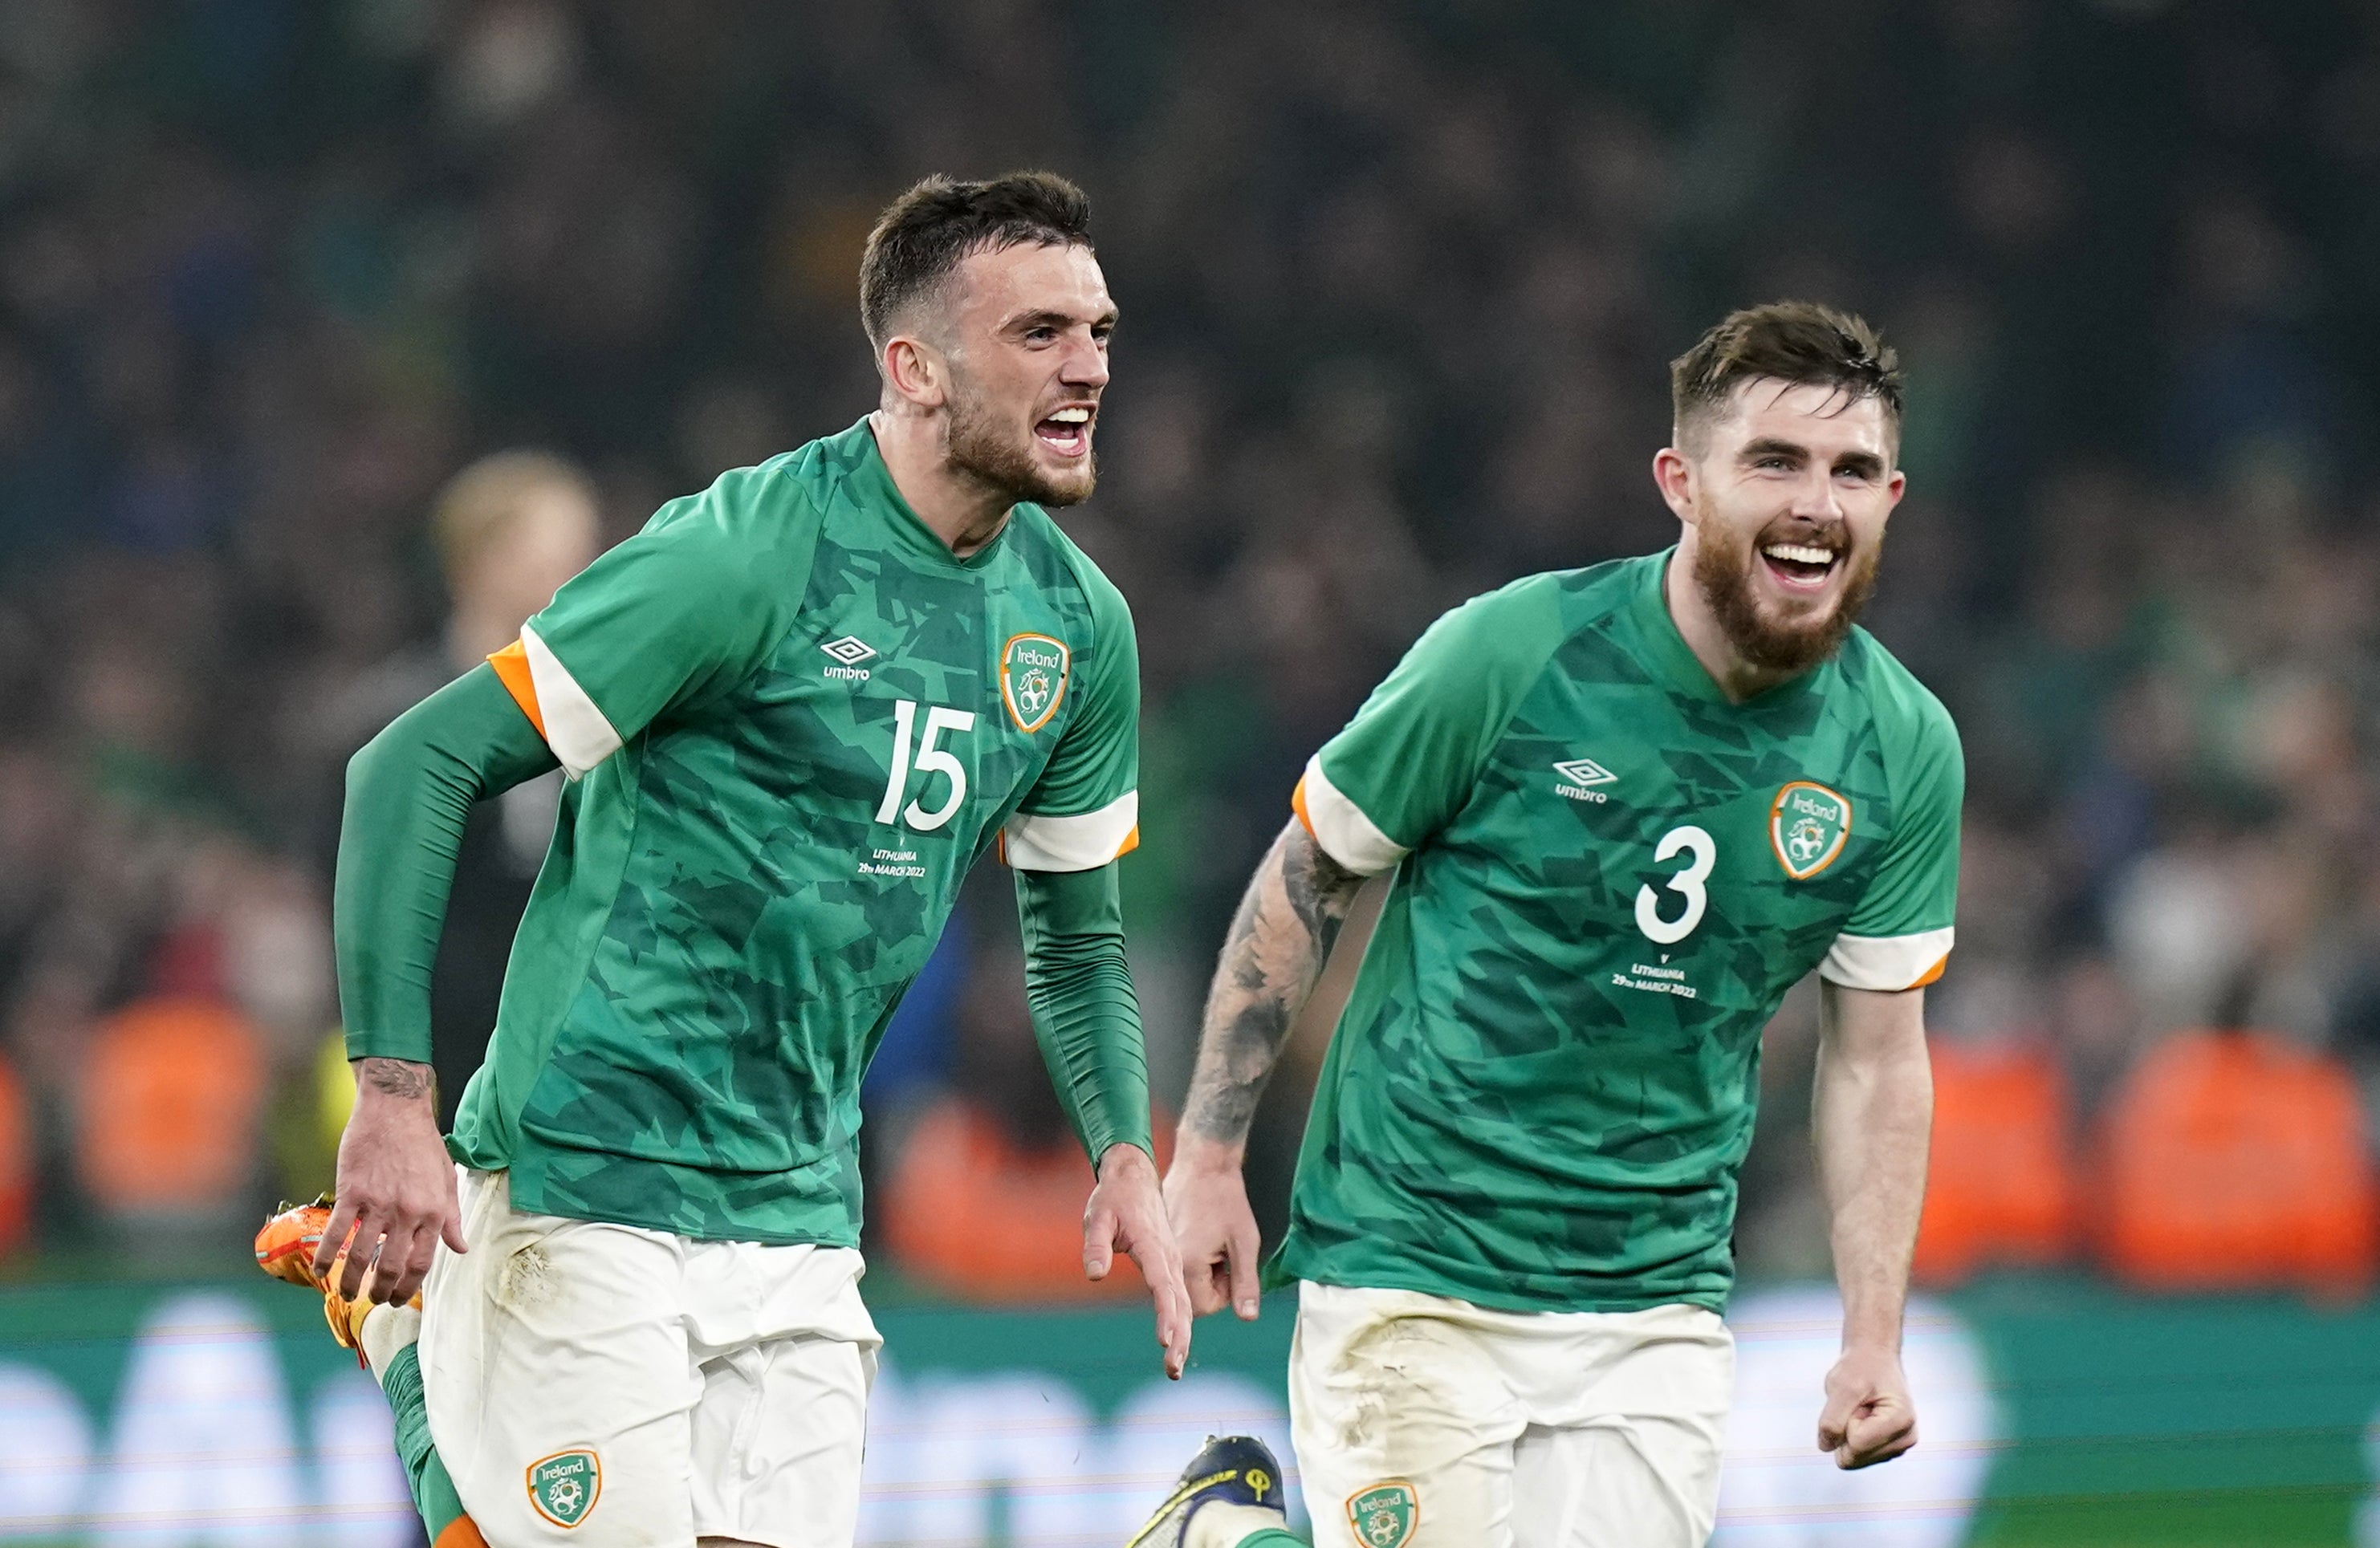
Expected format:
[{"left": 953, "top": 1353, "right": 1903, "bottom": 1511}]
[
  {"left": 255, "top": 1198, "right": 486, "bottom": 1547},
  {"left": 364, "top": 1305, "right": 485, "bottom": 1547},
  {"left": 1125, "top": 1434, "right": 1307, "bottom": 1547},
  {"left": 1198, "top": 1522, "right": 1304, "bottom": 1548}
]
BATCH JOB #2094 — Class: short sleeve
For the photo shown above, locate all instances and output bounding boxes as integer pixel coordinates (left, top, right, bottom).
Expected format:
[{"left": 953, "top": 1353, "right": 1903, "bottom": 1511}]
[
  {"left": 1821, "top": 692, "right": 1964, "bottom": 991},
  {"left": 487, "top": 465, "right": 811, "bottom": 778},
  {"left": 1003, "top": 566, "right": 1141, "bottom": 872},
  {"left": 1296, "top": 578, "right": 1564, "bottom": 876}
]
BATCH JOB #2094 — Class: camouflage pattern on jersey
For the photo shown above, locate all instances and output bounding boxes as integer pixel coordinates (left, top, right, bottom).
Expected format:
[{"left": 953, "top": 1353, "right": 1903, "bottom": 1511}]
[
  {"left": 450, "top": 421, "right": 1142, "bottom": 1244},
  {"left": 1273, "top": 553, "right": 1961, "bottom": 1313}
]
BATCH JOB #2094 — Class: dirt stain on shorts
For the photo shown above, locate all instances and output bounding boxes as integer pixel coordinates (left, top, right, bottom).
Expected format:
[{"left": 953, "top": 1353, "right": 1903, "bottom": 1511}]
[
  {"left": 497, "top": 1240, "right": 560, "bottom": 1314},
  {"left": 1335, "top": 1314, "right": 1479, "bottom": 1460}
]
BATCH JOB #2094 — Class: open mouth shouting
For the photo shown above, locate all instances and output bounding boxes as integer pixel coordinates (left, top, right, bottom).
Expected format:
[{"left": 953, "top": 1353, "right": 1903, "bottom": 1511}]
[
  {"left": 1035, "top": 404, "right": 1095, "bottom": 457},
  {"left": 1758, "top": 538, "right": 1843, "bottom": 594}
]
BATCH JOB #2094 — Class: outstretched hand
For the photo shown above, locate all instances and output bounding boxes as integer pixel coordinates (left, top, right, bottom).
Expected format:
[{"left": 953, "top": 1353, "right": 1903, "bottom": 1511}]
[
  {"left": 1165, "top": 1138, "right": 1263, "bottom": 1320},
  {"left": 1084, "top": 1142, "right": 1192, "bottom": 1379},
  {"left": 1817, "top": 1343, "right": 1918, "bottom": 1469}
]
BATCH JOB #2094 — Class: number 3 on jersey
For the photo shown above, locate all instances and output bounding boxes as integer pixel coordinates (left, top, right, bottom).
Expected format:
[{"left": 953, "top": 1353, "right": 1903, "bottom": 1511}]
[
  {"left": 1635, "top": 824, "right": 1715, "bottom": 945},
  {"left": 877, "top": 698, "right": 974, "bottom": 831}
]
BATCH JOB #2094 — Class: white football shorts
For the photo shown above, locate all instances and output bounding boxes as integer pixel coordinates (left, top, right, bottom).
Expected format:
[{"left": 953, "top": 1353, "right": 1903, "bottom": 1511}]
[
  {"left": 1289, "top": 1281, "right": 1733, "bottom": 1548},
  {"left": 418, "top": 1167, "right": 881, "bottom": 1548}
]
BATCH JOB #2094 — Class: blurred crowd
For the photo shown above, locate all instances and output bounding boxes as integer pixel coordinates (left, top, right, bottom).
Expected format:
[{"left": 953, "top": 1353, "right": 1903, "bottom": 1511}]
[{"left": 2, "top": 0, "right": 2378, "bottom": 1290}]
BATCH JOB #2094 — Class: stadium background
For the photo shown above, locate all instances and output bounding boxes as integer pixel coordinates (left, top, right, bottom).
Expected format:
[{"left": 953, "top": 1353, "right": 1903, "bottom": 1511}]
[{"left": 3, "top": 0, "right": 2380, "bottom": 1542}]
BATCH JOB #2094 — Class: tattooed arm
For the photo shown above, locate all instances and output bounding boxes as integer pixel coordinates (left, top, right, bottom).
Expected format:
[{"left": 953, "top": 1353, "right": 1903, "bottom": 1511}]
[{"left": 1166, "top": 815, "right": 1367, "bottom": 1318}]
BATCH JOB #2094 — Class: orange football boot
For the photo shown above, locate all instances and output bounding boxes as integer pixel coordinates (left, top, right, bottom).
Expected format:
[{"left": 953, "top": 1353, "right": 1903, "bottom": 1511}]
[{"left": 253, "top": 1195, "right": 418, "bottom": 1352}]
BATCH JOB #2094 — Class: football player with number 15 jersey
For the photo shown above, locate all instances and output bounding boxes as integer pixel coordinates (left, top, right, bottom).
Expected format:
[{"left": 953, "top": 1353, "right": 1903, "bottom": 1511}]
[{"left": 256, "top": 171, "right": 1190, "bottom": 1548}]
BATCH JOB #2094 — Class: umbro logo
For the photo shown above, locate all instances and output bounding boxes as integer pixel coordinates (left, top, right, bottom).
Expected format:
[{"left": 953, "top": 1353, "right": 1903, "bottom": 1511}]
[
  {"left": 1554, "top": 757, "right": 1615, "bottom": 787},
  {"left": 1553, "top": 757, "right": 1616, "bottom": 803},
  {"left": 820, "top": 635, "right": 877, "bottom": 683}
]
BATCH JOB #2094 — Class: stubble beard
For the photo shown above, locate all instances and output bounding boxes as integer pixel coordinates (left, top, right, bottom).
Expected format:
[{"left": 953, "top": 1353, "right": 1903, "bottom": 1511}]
[
  {"left": 1690, "top": 514, "right": 1882, "bottom": 676},
  {"left": 944, "top": 385, "right": 1096, "bottom": 510}
]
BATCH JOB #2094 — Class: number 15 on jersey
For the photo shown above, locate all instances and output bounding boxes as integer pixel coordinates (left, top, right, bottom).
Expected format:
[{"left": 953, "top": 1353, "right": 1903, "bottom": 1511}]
[{"left": 877, "top": 699, "right": 973, "bottom": 831}]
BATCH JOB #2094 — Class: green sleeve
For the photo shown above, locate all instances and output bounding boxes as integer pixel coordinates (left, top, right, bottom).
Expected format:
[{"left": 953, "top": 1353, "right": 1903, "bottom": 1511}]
[
  {"left": 336, "top": 664, "right": 558, "bottom": 1063},
  {"left": 1013, "top": 860, "right": 1153, "bottom": 1164},
  {"left": 1823, "top": 685, "right": 1965, "bottom": 990},
  {"left": 501, "top": 462, "right": 814, "bottom": 777},
  {"left": 1300, "top": 575, "right": 1565, "bottom": 874},
  {"left": 1003, "top": 560, "right": 1141, "bottom": 871}
]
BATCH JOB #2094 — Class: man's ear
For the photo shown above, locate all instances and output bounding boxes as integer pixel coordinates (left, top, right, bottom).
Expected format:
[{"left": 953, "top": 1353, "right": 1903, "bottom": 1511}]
[
  {"left": 1652, "top": 444, "right": 1699, "bottom": 525},
  {"left": 882, "top": 335, "right": 946, "bottom": 410}
]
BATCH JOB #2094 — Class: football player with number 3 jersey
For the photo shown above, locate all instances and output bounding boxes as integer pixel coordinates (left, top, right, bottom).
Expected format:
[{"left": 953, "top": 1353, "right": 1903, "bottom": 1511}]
[
  {"left": 1133, "top": 303, "right": 1959, "bottom": 1548},
  {"left": 264, "top": 172, "right": 1191, "bottom": 1548}
]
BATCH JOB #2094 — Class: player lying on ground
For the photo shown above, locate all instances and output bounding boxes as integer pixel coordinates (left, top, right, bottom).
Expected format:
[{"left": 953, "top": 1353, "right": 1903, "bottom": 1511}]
[
  {"left": 259, "top": 169, "right": 1190, "bottom": 1548},
  {"left": 1132, "top": 302, "right": 1959, "bottom": 1548}
]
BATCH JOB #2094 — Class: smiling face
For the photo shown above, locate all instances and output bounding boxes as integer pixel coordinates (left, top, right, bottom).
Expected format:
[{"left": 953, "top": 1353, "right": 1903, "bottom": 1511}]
[
  {"left": 930, "top": 240, "right": 1113, "bottom": 508},
  {"left": 1656, "top": 377, "right": 1906, "bottom": 675}
]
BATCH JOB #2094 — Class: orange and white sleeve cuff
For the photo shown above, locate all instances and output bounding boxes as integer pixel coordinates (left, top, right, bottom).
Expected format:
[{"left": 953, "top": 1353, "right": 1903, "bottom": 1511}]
[
  {"left": 1819, "top": 928, "right": 1954, "bottom": 992},
  {"left": 1292, "top": 754, "right": 1406, "bottom": 876},
  {"left": 1003, "top": 792, "right": 1141, "bottom": 872},
  {"left": 487, "top": 624, "right": 622, "bottom": 779}
]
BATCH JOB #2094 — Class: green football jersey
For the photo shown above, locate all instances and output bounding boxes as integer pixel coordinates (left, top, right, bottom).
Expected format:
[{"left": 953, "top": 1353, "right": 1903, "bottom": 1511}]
[
  {"left": 1273, "top": 551, "right": 1962, "bottom": 1313},
  {"left": 448, "top": 419, "right": 1142, "bottom": 1245}
]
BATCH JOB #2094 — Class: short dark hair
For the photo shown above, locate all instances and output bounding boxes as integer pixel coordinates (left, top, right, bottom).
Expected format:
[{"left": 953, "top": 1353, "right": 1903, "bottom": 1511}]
[
  {"left": 857, "top": 171, "right": 1093, "bottom": 348},
  {"left": 1670, "top": 301, "right": 1902, "bottom": 452}
]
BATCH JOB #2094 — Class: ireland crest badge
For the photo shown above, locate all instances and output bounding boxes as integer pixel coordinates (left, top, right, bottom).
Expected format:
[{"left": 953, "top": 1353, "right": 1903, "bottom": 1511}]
[
  {"left": 1771, "top": 780, "right": 1853, "bottom": 880},
  {"left": 999, "top": 632, "right": 1070, "bottom": 733},
  {"left": 526, "top": 1448, "right": 601, "bottom": 1529},
  {"left": 1347, "top": 1481, "right": 1419, "bottom": 1547}
]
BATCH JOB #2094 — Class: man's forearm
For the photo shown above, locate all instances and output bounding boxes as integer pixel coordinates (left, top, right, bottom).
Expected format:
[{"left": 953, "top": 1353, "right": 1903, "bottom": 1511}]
[
  {"left": 1180, "top": 819, "right": 1365, "bottom": 1153},
  {"left": 336, "top": 664, "right": 555, "bottom": 1063},
  {"left": 1015, "top": 861, "right": 1152, "bottom": 1164},
  {"left": 1812, "top": 982, "right": 1934, "bottom": 1350}
]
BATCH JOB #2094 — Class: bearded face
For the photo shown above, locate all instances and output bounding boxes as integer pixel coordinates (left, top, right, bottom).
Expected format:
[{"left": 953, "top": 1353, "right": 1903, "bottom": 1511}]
[
  {"left": 1659, "top": 379, "right": 1903, "bottom": 685},
  {"left": 924, "top": 240, "right": 1109, "bottom": 512},
  {"left": 1689, "top": 506, "right": 1882, "bottom": 675},
  {"left": 944, "top": 361, "right": 1097, "bottom": 509}
]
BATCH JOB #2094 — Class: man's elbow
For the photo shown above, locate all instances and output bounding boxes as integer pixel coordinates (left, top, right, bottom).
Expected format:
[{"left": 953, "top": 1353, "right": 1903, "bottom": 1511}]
[
  {"left": 344, "top": 721, "right": 397, "bottom": 800},
  {"left": 348, "top": 701, "right": 429, "bottom": 782},
  {"left": 344, "top": 700, "right": 454, "bottom": 812}
]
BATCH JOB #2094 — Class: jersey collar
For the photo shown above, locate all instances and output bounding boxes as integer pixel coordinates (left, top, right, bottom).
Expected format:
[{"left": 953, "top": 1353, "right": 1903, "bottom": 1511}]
[
  {"left": 840, "top": 416, "right": 1022, "bottom": 572},
  {"left": 1630, "top": 546, "right": 1826, "bottom": 710}
]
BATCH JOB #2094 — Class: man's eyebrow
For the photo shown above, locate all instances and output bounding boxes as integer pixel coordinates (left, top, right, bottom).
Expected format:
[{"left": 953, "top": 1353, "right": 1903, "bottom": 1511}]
[
  {"left": 1004, "top": 306, "right": 1121, "bottom": 333},
  {"left": 1738, "top": 437, "right": 1886, "bottom": 475}
]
